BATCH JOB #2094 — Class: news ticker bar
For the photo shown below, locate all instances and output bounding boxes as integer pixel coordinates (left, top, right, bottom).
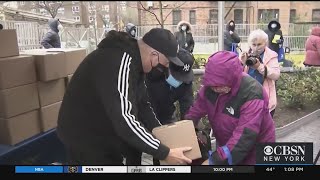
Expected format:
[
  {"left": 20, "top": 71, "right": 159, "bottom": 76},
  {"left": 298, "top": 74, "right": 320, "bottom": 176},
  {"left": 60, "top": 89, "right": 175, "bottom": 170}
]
[{"left": 8, "top": 165, "right": 319, "bottom": 173}]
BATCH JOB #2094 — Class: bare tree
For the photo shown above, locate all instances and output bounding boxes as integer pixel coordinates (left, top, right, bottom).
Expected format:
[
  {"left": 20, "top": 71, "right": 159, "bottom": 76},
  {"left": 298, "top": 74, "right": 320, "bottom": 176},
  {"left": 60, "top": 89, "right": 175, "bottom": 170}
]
[
  {"left": 131, "top": 1, "right": 187, "bottom": 28},
  {"left": 32, "top": 1, "right": 63, "bottom": 18}
]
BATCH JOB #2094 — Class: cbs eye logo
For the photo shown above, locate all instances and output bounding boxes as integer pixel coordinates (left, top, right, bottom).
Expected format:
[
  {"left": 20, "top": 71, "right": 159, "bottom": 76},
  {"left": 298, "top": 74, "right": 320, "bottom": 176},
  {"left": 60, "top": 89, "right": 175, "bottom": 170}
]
[
  {"left": 264, "top": 146, "right": 274, "bottom": 155},
  {"left": 68, "top": 166, "right": 78, "bottom": 173}
]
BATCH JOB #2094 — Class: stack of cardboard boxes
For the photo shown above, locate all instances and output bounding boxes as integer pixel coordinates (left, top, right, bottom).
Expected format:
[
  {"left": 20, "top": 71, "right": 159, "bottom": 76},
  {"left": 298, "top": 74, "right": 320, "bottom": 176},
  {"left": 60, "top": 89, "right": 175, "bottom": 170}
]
[{"left": 0, "top": 29, "right": 86, "bottom": 146}]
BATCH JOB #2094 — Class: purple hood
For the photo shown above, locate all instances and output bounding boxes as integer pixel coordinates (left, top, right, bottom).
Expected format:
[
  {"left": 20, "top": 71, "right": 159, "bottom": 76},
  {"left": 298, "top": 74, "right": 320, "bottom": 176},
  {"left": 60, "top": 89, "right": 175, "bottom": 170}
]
[{"left": 203, "top": 51, "right": 243, "bottom": 96}]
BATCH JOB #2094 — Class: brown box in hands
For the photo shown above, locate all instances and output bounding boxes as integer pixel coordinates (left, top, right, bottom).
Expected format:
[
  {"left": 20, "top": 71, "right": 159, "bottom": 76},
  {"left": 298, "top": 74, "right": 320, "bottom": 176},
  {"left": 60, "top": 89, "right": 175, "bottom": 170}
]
[{"left": 152, "top": 120, "right": 202, "bottom": 164}]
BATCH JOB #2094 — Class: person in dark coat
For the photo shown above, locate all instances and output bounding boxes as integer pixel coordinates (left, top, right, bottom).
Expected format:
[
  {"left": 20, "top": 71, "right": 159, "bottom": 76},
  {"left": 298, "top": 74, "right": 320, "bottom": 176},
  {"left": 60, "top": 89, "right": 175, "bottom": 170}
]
[
  {"left": 41, "top": 18, "right": 61, "bottom": 49},
  {"left": 264, "top": 20, "right": 284, "bottom": 56},
  {"left": 174, "top": 21, "right": 195, "bottom": 53},
  {"left": 224, "top": 20, "right": 241, "bottom": 51}
]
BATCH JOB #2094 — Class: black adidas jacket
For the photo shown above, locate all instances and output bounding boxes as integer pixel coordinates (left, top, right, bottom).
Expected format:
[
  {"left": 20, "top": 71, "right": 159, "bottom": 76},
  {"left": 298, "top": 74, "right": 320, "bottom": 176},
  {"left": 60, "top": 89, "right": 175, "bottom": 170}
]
[{"left": 57, "top": 31, "right": 170, "bottom": 163}]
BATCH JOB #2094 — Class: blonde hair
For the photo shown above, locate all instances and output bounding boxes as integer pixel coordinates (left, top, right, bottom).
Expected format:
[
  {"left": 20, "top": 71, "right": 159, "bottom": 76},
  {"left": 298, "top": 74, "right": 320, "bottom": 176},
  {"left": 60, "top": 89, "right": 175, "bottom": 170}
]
[{"left": 248, "top": 29, "right": 268, "bottom": 46}]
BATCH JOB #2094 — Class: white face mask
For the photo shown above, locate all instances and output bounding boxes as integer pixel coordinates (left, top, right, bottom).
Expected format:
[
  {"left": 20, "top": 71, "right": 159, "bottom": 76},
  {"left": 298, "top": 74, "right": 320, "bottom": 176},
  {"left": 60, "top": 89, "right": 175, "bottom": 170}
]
[
  {"left": 58, "top": 24, "right": 63, "bottom": 31},
  {"left": 181, "top": 25, "right": 187, "bottom": 31},
  {"left": 271, "top": 23, "right": 277, "bottom": 29}
]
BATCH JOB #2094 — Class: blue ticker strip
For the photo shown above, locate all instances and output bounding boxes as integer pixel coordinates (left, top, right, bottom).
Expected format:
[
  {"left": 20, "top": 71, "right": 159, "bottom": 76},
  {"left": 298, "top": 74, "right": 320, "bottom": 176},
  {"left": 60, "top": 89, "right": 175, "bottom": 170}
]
[{"left": 15, "top": 166, "right": 63, "bottom": 173}]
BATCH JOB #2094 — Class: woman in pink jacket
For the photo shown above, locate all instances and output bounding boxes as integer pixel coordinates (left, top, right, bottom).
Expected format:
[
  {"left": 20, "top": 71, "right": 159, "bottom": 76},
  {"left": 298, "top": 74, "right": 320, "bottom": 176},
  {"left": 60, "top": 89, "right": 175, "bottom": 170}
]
[
  {"left": 240, "top": 29, "right": 280, "bottom": 117},
  {"left": 304, "top": 27, "right": 320, "bottom": 67}
]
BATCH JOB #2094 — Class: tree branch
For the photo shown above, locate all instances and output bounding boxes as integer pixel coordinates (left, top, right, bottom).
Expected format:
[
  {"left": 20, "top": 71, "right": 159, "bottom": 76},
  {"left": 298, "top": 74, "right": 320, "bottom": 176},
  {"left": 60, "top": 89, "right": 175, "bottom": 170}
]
[
  {"left": 138, "top": 1, "right": 161, "bottom": 26},
  {"left": 34, "top": 1, "right": 63, "bottom": 18}
]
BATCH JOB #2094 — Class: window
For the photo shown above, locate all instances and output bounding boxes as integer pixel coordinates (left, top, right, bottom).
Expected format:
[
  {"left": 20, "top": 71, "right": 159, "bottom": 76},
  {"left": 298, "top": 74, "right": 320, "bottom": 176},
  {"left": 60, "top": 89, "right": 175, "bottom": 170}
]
[
  {"left": 312, "top": 9, "right": 320, "bottom": 22},
  {"left": 58, "top": 7, "right": 64, "bottom": 15},
  {"left": 31, "top": 9, "right": 37, "bottom": 13},
  {"left": 234, "top": 9, "right": 243, "bottom": 24},
  {"left": 172, "top": 10, "right": 181, "bottom": 25},
  {"left": 290, "top": 9, "right": 296, "bottom": 23},
  {"left": 189, "top": 10, "right": 196, "bottom": 25},
  {"left": 73, "top": 16, "right": 81, "bottom": 22},
  {"left": 258, "top": 9, "right": 279, "bottom": 23},
  {"left": 88, "top": 6, "right": 96, "bottom": 12},
  {"left": 102, "top": 5, "right": 109, "bottom": 12},
  {"left": 209, "top": 9, "right": 218, "bottom": 24},
  {"left": 20, "top": 1, "right": 25, "bottom": 5},
  {"left": 72, "top": 6, "right": 80, "bottom": 13}
]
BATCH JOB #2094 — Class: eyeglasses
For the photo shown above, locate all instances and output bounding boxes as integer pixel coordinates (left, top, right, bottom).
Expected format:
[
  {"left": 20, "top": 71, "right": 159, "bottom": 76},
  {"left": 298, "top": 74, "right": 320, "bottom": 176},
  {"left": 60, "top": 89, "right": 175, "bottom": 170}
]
[{"left": 154, "top": 51, "right": 169, "bottom": 67}]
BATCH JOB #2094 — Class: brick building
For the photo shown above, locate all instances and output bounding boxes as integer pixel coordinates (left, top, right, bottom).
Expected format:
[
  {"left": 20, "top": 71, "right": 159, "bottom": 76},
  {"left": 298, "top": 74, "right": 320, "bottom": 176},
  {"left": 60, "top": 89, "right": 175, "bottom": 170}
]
[{"left": 138, "top": 1, "right": 320, "bottom": 28}]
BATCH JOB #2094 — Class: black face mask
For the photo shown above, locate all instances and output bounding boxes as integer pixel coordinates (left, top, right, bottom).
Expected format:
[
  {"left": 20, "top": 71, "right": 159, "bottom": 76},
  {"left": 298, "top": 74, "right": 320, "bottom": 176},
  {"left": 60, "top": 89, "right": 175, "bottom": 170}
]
[{"left": 147, "top": 52, "right": 168, "bottom": 80}]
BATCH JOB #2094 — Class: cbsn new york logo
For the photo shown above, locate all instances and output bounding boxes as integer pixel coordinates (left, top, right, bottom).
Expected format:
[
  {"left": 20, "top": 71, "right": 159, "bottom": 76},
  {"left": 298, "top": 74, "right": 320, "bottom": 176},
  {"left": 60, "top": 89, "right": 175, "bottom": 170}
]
[{"left": 256, "top": 143, "right": 313, "bottom": 164}]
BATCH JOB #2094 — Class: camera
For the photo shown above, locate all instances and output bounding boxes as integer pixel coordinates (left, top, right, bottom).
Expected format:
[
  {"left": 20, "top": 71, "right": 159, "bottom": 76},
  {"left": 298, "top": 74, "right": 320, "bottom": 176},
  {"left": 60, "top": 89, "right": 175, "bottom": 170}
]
[{"left": 245, "top": 54, "right": 260, "bottom": 66}]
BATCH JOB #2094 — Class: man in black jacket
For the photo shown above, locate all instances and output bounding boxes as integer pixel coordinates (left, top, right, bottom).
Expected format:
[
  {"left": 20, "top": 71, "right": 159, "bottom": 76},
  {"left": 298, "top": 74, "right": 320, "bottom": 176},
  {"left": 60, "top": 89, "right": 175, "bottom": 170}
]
[
  {"left": 57, "top": 28, "right": 193, "bottom": 165},
  {"left": 125, "top": 48, "right": 195, "bottom": 165}
]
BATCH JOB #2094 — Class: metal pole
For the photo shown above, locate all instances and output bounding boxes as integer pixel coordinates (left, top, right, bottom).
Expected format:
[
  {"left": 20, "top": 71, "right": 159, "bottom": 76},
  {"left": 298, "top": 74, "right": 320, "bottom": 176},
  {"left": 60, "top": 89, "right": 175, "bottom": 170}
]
[{"left": 218, "top": 1, "right": 224, "bottom": 51}]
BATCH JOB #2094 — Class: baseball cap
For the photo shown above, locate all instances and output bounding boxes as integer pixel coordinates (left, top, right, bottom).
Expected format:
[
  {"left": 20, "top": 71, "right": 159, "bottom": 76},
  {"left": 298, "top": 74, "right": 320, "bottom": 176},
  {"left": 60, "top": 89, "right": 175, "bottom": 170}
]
[
  {"left": 142, "top": 28, "right": 184, "bottom": 67},
  {"left": 169, "top": 48, "right": 194, "bottom": 83}
]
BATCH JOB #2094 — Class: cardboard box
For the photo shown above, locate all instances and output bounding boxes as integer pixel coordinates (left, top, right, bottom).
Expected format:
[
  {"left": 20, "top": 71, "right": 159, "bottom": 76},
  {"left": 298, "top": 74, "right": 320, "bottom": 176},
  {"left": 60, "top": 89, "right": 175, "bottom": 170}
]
[
  {"left": 40, "top": 101, "right": 62, "bottom": 132},
  {"left": 152, "top": 120, "right": 202, "bottom": 164},
  {"left": 37, "top": 78, "right": 65, "bottom": 107},
  {"left": 21, "top": 50, "right": 67, "bottom": 82},
  {"left": 0, "top": 110, "right": 41, "bottom": 145},
  {"left": 46, "top": 48, "right": 86, "bottom": 75},
  {"left": 0, "top": 55, "right": 37, "bottom": 90},
  {"left": 0, "top": 29, "right": 19, "bottom": 58},
  {"left": 0, "top": 83, "right": 40, "bottom": 118}
]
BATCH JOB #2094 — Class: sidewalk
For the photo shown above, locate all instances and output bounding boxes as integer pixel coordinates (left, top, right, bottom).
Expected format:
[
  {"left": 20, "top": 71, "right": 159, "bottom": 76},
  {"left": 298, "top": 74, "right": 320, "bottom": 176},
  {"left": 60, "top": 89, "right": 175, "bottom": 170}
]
[{"left": 277, "top": 117, "right": 320, "bottom": 165}]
